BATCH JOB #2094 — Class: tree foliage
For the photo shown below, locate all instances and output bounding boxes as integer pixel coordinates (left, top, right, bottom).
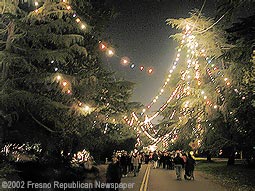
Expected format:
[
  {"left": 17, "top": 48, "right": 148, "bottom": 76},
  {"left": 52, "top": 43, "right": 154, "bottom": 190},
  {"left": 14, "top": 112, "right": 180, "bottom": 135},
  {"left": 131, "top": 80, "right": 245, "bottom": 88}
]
[
  {"left": 0, "top": 0, "right": 137, "bottom": 163},
  {"left": 161, "top": 9, "right": 255, "bottom": 159}
]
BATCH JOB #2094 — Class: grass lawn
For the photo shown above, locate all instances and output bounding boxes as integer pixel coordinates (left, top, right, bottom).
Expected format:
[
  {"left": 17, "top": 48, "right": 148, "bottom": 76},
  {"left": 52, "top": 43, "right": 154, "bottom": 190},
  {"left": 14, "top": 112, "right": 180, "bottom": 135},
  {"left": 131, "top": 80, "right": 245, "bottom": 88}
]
[{"left": 196, "top": 159, "right": 255, "bottom": 191}]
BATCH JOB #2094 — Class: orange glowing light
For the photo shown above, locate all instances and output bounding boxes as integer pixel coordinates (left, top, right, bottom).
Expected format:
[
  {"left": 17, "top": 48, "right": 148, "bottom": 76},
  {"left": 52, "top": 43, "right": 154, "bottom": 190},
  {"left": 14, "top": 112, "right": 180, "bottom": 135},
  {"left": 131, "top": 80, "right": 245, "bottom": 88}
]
[
  {"left": 107, "top": 49, "right": 114, "bottom": 57},
  {"left": 62, "top": 81, "right": 68, "bottom": 87},
  {"left": 99, "top": 43, "right": 107, "bottom": 51},
  {"left": 75, "top": 18, "right": 81, "bottom": 23},
  {"left": 148, "top": 68, "right": 153, "bottom": 74},
  {"left": 120, "top": 57, "right": 130, "bottom": 66}
]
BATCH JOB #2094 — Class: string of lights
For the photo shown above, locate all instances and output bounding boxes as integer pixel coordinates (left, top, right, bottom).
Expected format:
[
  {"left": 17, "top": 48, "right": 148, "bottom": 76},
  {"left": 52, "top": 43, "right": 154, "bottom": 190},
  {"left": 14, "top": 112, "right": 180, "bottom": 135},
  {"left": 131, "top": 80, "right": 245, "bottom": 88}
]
[{"left": 30, "top": 0, "right": 243, "bottom": 147}]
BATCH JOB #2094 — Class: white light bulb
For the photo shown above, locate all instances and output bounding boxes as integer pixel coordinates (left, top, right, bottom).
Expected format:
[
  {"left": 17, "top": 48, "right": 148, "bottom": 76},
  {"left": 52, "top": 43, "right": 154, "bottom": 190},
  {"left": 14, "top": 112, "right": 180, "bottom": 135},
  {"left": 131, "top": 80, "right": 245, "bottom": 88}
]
[{"left": 81, "top": 24, "right": 86, "bottom": 29}]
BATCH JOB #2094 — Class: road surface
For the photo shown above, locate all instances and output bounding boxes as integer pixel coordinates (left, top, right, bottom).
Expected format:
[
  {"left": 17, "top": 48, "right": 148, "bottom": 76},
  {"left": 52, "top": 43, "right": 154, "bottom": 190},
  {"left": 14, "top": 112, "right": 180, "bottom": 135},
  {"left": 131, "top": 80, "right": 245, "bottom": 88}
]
[{"left": 122, "top": 164, "right": 228, "bottom": 191}]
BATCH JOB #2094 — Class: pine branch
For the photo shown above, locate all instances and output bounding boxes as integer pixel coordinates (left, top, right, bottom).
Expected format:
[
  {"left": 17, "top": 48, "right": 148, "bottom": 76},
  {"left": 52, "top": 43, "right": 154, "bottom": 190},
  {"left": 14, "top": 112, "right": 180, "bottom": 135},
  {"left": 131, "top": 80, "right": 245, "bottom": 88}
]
[{"left": 27, "top": 110, "right": 57, "bottom": 133}]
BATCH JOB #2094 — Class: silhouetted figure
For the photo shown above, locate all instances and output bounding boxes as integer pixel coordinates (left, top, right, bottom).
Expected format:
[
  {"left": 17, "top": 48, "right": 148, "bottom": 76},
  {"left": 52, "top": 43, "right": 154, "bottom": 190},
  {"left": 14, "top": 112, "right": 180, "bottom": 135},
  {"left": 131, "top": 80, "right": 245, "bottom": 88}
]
[
  {"left": 184, "top": 154, "right": 195, "bottom": 180},
  {"left": 106, "top": 156, "right": 121, "bottom": 190},
  {"left": 131, "top": 153, "right": 140, "bottom": 177},
  {"left": 120, "top": 152, "right": 128, "bottom": 177},
  {"left": 206, "top": 151, "right": 212, "bottom": 162},
  {"left": 174, "top": 152, "right": 184, "bottom": 180},
  {"left": 227, "top": 152, "right": 235, "bottom": 165}
]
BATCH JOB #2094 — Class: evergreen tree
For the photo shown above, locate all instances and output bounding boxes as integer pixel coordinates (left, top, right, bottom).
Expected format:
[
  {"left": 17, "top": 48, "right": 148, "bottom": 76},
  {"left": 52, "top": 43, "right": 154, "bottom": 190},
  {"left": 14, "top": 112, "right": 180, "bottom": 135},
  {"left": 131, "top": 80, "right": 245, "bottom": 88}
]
[
  {"left": 158, "top": 10, "right": 254, "bottom": 160},
  {"left": 0, "top": 0, "right": 137, "bottom": 163}
]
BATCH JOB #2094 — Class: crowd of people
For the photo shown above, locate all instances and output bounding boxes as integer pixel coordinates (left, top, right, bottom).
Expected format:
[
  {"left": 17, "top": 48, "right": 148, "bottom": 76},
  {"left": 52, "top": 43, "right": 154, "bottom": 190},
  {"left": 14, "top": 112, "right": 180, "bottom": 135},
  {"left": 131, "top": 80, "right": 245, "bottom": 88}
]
[{"left": 106, "top": 149, "right": 196, "bottom": 186}]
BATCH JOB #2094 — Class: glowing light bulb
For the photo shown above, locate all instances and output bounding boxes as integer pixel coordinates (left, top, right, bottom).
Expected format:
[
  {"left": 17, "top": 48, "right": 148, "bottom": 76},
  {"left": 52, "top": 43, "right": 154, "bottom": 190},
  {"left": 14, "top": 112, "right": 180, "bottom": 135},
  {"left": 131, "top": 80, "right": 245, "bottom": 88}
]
[
  {"left": 142, "top": 109, "right": 146, "bottom": 113},
  {"left": 83, "top": 105, "right": 90, "bottom": 112},
  {"left": 76, "top": 18, "right": 81, "bottom": 23},
  {"left": 148, "top": 68, "right": 153, "bottom": 74},
  {"left": 201, "top": 91, "right": 205, "bottom": 95},
  {"left": 214, "top": 105, "right": 217, "bottom": 109},
  {"left": 66, "top": 5, "right": 71, "bottom": 10},
  {"left": 160, "top": 89, "right": 164, "bottom": 93},
  {"left": 34, "top": 2, "right": 39, "bottom": 6},
  {"left": 186, "top": 25, "right": 191, "bottom": 31},
  {"left": 62, "top": 81, "right": 67, "bottom": 87},
  {"left": 120, "top": 57, "right": 130, "bottom": 66},
  {"left": 224, "top": 78, "right": 228, "bottom": 81},
  {"left": 67, "top": 89, "right": 71, "bottom": 94},
  {"left": 35, "top": 9, "right": 39, "bottom": 13},
  {"left": 81, "top": 24, "right": 86, "bottom": 29},
  {"left": 226, "top": 82, "right": 231, "bottom": 86},
  {"left": 99, "top": 43, "right": 107, "bottom": 51},
  {"left": 107, "top": 49, "right": 114, "bottom": 57},
  {"left": 140, "top": 66, "right": 144, "bottom": 71},
  {"left": 204, "top": 96, "right": 207, "bottom": 99},
  {"left": 56, "top": 75, "right": 61, "bottom": 81},
  {"left": 130, "top": 64, "right": 135, "bottom": 69},
  {"left": 169, "top": 69, "right": 173, "bottom": 73}
]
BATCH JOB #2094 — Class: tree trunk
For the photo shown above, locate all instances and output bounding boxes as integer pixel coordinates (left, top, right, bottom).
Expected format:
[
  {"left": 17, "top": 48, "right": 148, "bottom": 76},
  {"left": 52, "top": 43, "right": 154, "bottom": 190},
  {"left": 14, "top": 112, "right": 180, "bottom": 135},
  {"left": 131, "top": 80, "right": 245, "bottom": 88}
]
[{"left": 6, "top": 21, "right": 15, "bottom": 51}]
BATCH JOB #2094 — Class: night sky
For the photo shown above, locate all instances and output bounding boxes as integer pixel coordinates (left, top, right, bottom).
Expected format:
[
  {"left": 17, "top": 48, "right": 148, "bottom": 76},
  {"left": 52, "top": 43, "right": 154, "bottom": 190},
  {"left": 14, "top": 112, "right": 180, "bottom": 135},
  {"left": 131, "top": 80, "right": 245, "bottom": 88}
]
[{"left": 102, "top": 0, "right": 216, "bottom": 110}]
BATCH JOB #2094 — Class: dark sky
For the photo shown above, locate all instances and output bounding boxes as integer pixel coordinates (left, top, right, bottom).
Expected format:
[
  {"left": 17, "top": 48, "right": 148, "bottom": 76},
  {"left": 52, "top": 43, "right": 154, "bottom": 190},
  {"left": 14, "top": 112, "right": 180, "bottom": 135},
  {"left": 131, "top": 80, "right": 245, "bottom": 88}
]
[{"left": 102, "top": 0, "right": 216, "bottom": 109}]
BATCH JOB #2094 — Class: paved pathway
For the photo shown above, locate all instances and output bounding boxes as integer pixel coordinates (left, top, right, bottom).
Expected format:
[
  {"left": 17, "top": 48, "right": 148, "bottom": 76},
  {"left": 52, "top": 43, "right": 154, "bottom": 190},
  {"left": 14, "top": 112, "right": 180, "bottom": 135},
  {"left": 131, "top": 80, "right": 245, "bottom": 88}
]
[{"left": 122, "top": 164, "right": 228, "bottom": 191}]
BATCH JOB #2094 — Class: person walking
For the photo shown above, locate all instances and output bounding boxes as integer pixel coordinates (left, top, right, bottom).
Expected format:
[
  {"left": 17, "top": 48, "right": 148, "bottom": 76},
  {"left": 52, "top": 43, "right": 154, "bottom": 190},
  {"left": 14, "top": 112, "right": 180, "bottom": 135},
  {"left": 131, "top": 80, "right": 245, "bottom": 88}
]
[
  {"left": 106, "top": 155, "right": 122, "bottom": 190},
  {"left": 127, "top": 153, "right": 133, "bottom": 173},
  {"left": 174, "top": 152, "right": 184, "bottom": 180},
  {"left": 131, "top": 153, "right": 140, "bottom": 177},
  {"left": 152, "top": 151, "right": 158, "bottom": 169},
  {"left": 184, "top": 153, "right": 196, "bottom": 180},
  {"left": 120, "top": 151, "right": 128, "bottom": 177}
]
